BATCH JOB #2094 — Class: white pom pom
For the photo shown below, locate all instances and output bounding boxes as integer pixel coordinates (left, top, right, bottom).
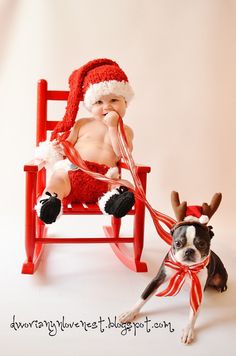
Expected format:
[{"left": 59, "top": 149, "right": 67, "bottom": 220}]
[
  {"left": 105, "top": 167, "right": 119, "bottom": 179},
  {"left": 199, "top": 215, "right": 209, "bottom": 224},
  {"left": 34, "top": 140, "right": 64, "bottom": 170}
]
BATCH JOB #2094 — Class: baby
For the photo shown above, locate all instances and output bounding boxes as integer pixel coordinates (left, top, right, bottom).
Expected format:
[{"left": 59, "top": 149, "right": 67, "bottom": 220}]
[{"left": 36, "top": 58, "right": 135, "bottom": 224}]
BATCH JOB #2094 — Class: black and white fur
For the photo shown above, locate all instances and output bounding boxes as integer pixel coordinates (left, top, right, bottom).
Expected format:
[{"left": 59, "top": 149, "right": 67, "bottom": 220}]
[{"left": 119, "top": 222, "right": 228, "bottom": 344}]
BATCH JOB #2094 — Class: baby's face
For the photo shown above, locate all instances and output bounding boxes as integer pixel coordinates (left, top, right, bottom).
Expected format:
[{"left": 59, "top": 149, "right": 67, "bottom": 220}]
[{"left": 90, "top": 94, "right": 127, "bottom": 120}]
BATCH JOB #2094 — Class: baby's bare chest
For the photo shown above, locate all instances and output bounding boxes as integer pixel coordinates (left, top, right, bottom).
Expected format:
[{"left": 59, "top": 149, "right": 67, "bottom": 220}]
[{"left": 78, "top": 121, "right": 110, "bottom": 142}]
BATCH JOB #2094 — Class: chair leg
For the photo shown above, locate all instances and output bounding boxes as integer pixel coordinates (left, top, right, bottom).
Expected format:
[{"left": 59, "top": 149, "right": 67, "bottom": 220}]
[
  {"left": 132, "top": 197, "right": 147, "bottom": 271},
  {"left": 104, "top": 171, "right": 148, "bottom": 272},
  {"left": 22, "top": 172, "right": 37, "bottom": 274},
  {"left": 133, "top": 199, "right": 144, "bottom": 261},
  {"left": 132, "top": 171, "right": 148, "bottom": 271},
  {"left": 111, "top": 216, "right": 121, "bottom": 237}
]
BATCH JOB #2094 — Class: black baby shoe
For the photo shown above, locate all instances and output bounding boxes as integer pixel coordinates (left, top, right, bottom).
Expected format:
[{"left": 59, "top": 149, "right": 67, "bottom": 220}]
[
  {"left": 36, "top": 192, "right": 61, "bottom": 224},
  {"left": 98, "top": 186, "right": 135, "bottom": 218}
]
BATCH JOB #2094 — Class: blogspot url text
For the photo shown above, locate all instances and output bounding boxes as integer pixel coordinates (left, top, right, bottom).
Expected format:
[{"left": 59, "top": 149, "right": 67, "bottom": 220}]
[{"left": 10, "top": 315, "right": 175, "bottom": 337}]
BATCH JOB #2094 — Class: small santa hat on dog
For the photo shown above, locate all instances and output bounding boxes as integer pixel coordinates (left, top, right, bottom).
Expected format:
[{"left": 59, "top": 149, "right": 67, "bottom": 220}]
[
  {"left": 171, "top": 191, "right": 222, "bottom": 226},
  {"left": 51, "top": 58, "right": 134, "bottom": 140},
  {"left": 184, "top": 205, "right": 209, "bottom": 224}
]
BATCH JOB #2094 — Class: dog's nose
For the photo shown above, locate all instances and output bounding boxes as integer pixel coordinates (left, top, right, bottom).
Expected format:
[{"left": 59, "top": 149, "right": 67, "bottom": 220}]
[{"left": 185, "top": 248, "right": 195, "bottom": 257}]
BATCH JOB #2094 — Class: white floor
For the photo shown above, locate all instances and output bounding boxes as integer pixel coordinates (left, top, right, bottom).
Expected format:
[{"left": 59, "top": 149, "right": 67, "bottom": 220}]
[{"left": 1, "top": 214, "right": 235, "bottom": 356}]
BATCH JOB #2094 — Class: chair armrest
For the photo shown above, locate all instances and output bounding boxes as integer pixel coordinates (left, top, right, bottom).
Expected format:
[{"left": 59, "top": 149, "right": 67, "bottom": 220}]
[
  {"left": 24, "top": 159, "right": 46, "bottom": 172},
  {"left": 118, "top": 161, "right": 151, "bottom": 174}
]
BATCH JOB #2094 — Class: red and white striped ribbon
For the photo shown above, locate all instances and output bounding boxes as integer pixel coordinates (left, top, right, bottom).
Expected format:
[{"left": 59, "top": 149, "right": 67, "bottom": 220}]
[
  {"left": 57, "top": 115, "right": 176, "bottom": 245},
  {"left": 117, "top": 116, "right": 175, "bottom": 244},
  {"left": 156, "top": 249, "right": 210, "bottom": 314}
]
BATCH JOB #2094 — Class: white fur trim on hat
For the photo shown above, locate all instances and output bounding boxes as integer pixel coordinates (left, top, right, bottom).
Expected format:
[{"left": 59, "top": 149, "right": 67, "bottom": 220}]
[
  {"left": 184, "top": 216, "right": 200, "bottom": 223},
  {"left": 83, "top": 80, "right": 134, "bottom": 109},
  {"left": 184, "top": 215, "right": 209, "bottom": 225}
]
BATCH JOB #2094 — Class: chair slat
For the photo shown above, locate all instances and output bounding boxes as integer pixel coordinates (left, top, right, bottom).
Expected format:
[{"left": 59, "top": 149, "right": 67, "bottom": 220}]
[
  {"left": 47, "top": 90, "right": 69, "bottom": 100},
  {"left": 63, "top": 203, "right": 103, "bottom": 215}
]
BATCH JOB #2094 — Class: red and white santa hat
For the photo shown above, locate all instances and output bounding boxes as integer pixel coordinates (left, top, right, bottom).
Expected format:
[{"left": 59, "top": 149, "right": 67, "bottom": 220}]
[
  {"left": 184, "top": 206, "right": 209, "bottom": 225},
  {"left": 51, "top": 58, "right": 134, "bottom": 140}
]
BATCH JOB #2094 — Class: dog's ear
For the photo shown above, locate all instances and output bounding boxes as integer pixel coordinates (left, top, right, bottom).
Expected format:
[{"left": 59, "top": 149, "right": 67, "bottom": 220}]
[
  {"left": 208, "top": 225, "right": 214, "bottom": 239},
  {"left": 170, "top": 226, "right": 175, "bottom": 236}
]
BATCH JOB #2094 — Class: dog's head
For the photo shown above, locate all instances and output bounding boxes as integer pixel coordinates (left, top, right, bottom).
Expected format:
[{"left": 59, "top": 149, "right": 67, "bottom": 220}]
[
  {"left": 169, "top": 191, "right": 222, "bottom": 265},
  {"left": 170, "top": 222, "right": 214, "bottom": 265}
]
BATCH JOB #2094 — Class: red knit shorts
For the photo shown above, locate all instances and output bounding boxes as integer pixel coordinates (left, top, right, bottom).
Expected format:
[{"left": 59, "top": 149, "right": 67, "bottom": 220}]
[{"left": 63, "top": 161, "right": 109, "bottom": 204}]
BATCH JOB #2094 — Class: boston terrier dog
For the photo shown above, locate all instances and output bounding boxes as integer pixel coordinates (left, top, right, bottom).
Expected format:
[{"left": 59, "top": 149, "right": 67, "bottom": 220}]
[{"left": 119, "top": 191, "right": 228, "bottom": 344}]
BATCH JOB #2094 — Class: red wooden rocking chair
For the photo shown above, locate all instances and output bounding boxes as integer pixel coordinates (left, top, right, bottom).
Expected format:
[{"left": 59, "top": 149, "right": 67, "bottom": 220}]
[{"left": 22, "top": 79, "right": 151, "bottom": 274}]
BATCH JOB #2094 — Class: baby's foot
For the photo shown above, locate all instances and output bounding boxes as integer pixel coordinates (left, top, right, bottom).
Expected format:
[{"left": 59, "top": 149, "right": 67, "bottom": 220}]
[
  {"left": 98, "top": 186, "right": 135, "bottom": 218},
  {"left": 35, "top": 192, "right": 62, "bottom": 224}
]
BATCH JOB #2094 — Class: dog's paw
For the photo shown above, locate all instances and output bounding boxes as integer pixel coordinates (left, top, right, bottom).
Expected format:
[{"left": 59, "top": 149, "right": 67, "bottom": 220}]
[
  {"left": 119, "top": 311, "right": 138, "bottom": 323},
  {"left": 181, "top": 326, "right": 194, "bottom": 344}
]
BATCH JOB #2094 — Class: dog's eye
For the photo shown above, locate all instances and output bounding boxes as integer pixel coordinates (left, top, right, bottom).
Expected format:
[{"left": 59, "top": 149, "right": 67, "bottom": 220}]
[
  {"left": 175, "top": 241, "right": 182, "bottom": 248},
  {"left": 197, "top": 240, "right": 207, "bottom": 248}
]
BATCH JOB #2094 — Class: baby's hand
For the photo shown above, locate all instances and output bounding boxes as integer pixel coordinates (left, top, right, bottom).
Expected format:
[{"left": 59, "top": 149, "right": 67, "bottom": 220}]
[
  {"left": 52, "top": 141, "right": 65, "bottom": 156},
  {"left": 103, "top": 111, "right": 119, "bottom": 128}
]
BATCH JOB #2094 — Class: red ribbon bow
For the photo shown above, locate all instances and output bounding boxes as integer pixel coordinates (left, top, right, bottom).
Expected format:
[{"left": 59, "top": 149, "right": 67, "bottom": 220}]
[{"left": 156, "top": 250, "right": 210, "bottom": 314}]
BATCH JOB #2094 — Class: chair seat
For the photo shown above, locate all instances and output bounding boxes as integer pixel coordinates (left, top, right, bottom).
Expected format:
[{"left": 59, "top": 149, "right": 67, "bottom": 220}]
[{"left": 63, "top": 202, "right": 135, "bottom": 215}]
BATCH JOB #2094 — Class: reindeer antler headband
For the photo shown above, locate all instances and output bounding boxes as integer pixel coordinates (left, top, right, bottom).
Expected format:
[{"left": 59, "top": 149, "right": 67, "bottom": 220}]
[{"left": 171, "top": 191, "right": 222, "bottom": 226}]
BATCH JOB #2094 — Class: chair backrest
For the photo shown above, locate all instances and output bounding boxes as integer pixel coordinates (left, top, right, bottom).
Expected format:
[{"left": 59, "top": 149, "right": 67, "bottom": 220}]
[{"left": 36, "top": 79, "right": 69, "bottom": 145}]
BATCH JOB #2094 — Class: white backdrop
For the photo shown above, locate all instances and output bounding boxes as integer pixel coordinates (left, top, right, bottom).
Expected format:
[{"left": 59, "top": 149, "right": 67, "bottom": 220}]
[
  {"left": 1, "top": 0, "right": 236, "bottom": 239},
  {"left": 1, "top": 1, "right": 236, "bottom": 355}
]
